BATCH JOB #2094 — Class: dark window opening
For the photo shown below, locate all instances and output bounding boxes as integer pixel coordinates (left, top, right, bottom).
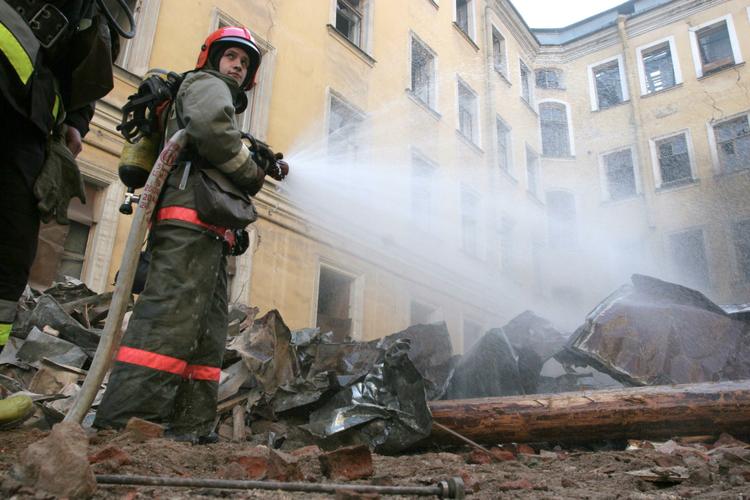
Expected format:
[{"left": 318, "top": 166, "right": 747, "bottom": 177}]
[
  {"left": 642, "top": 42, "right": 676, "bottom": 93},
  {"left": 539, "top": 102, "right": 570, "bottom": 157},
  {"left": 593, "top": 60, "right": 623, "bottom": 109},
  {"left": 656, "top": 134, "right": 692, "bottom": 186},
  {"left": 317, "top": 266, "right": 354, "bottom": 341},
  {"left": 336, "top": 0, "right": 363, "bottom": 47},
  {"left": 715, "top": 115, "right": 750, "bottom": 173},
  {"left": 697, "top": 21, "right": 734, "bottom": 74},
  {"left": 604, "top": 148, "right": 637, "bottom": 200},
  {"left": 733, "top": 220, "right": 750, "bottom": 283}
]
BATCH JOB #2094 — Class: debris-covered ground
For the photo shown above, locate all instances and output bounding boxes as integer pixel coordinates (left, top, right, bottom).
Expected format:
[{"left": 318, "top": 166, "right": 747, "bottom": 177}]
[{"left": 2, "top": 274, "right": 750, "bottom": 497}]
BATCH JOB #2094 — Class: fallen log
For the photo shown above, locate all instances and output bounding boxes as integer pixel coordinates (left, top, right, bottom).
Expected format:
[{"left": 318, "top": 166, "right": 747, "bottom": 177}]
[{"left": 429, "top": 380, "right": 750, "bottom": 445}]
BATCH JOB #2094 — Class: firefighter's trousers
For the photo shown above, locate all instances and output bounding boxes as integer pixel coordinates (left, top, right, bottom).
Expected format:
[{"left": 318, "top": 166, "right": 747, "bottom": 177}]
[{"left": 94, "top": 222, "right": 228, "bottom": 435}]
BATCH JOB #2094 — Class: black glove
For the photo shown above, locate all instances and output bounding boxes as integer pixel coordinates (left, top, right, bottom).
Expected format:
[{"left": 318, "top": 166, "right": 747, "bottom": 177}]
[{"left": 230, "top": 229, "right": 250, "bottom": 256}]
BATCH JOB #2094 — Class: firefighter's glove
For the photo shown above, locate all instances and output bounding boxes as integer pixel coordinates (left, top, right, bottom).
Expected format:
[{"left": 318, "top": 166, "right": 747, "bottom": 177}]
[
  {"left": 268, "top": 157, "right": 289, "bottom": 181},
  {"left": 230, "top": 229, "right": 250, "bottom": 256},
  {"left": 33, "top": 126, "right": 86, "bottom": 225}
]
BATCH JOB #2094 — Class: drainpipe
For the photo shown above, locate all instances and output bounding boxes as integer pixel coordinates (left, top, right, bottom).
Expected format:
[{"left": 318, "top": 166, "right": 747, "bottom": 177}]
[{"left": 616, "top": 14, "right": 657, "bottom": 231}]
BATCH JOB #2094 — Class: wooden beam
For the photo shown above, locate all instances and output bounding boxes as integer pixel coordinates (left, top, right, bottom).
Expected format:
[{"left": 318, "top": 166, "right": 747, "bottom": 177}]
[{"left": 428, "top": 380, "right": 750, "bottom": 445}]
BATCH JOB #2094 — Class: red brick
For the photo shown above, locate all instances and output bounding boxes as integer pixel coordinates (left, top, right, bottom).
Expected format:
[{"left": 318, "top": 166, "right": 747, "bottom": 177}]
[
  {"left": 490, "top": 448, "right": 516, "bottom": 462},
  {"left": 217, "top": 462, "right": 248, "bottom": 480},
  {"left": 334, "top": 491, "right": 380, "bottom": 500},
  {"left": 517, "top": 444, "right": 536, "bottom": 455},
  {"left": 458, "top": 468, "right": 480, "bottom": 493},
  {"left": 467, "top": 449, "right": 493, "bottom": 464},
  {"left": 267, "top": 449, "right": 303, "bottom": 482},
  {"left": 228, "top": 446, "right": 269, "bottom": 479},
  {"left": 319, "top": 445, "right": 374, "bottom": 481},
  {"left": 88, "top": 445, "right": 131, "bottom": 467},
  {"left": 498, "top": 479, "right": 534, "bottom": 491},
  {"left": 290, "top": 445, "right": 322, "bottom": 458},
  {"left": 124, "top": 417, "right": 164, "bottom": 442}
]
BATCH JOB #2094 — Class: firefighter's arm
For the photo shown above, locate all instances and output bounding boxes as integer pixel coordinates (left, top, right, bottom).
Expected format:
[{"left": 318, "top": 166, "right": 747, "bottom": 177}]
[{"left": 177, "top": 73, "right": 265, "bottom": 194}]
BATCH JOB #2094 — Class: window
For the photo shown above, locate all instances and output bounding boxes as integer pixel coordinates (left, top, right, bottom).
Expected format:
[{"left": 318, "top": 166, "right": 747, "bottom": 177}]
[
  {"left": 457, "top": 80, "right": 479, "bottom": 144},
  {"left": 519, "top": 60, "right": 532, "bottom": 104},
  {"left": 690, "top": 16, "right": 742, "bottom": 77},
  {"left": 455, "top": 0, "right": 474, "bottom": 38},
  {"left": 316, "top": 265, "right": 355, "bottom": 341},
  {"left": 328, "top": 93, "right": 364, "bottom": 162},
  {"left": 602, "top": 148, "right": 638, "bottom": 201},
  {"left": 589, "top": 56, "right": 627, "bottom": 110},
  {"left": 526, "top": 146, "right": 540, "bottom": 198},
  {"left": 460, "top": 188, "right": 480, "bottom": 257},
  {"left": 462, "top": 319, "right": 482, "bottom": 352},
  {"left": 653, "top": 133, "right": 693, "bottom": 187},
  {"left": 496, "top": 117, "right": 511, "bottom": 172},
  {"left": 410, "top": 301, "right": 439, "bottom": 326},
  {"left": 115, "top": 0, "right": 160, "bottom": 76},
  {"left": 546, "top": 191, "right": 577, "bottom": 249},
  {"left": 669, "top": 229, "right": 710, "bottom": 290},
  {"left": 733, "top": 220, "right": 750, "bottom": 283},
  {"left": 713, "top": 114, "right": 750, "bottom": 174},
  {"left": 336, "top": 0, "right": 364, "bottom": 47},
  {"left": 539, "top": 102, "right": 571, "bottom": 157},
  {"left": 637, "top": 38, "right": 680, "bottom": 95},
  {"left": 492, "top": 27, "right": 507, "bottom": 75},
  {"left": 411, "top": 153, "right": 437, "bottom": 231},
  {"left": 410, "top": 35, "right": 436, "bottom": 110},
  {"left": 535, "top": 68, "right": 562, "bottom": 89}
]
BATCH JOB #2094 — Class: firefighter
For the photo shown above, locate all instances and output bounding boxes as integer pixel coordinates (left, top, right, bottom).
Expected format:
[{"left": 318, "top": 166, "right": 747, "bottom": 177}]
[
  {"left": 93, "top": 26, "right": 288, "bottom": 443},
  {"left": 0, "top": 1, "right": 133, "bottom": 349}
]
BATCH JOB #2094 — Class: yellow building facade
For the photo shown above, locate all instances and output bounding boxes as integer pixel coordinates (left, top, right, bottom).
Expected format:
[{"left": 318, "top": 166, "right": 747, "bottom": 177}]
[{"left": 33, "top": 0, "right": 750, "bottom": 351}]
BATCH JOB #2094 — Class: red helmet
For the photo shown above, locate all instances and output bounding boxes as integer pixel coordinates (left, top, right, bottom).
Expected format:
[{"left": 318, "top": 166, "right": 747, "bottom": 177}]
[{"left": 196, "top": 26, "right": 262, "bottom": 90}]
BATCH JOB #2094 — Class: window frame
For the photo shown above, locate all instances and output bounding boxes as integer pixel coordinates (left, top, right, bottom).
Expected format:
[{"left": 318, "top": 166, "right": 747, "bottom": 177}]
[
  {"left": 326, "top": 89, "right": 366, "bottom": 160},
  {"left": 525, "top": 144, "right": 541, "bottom": 199},
  {"left": 587, "top": 54, "right": 629, "bottom": 111},
  {"left": 667, "top": 227, "right": 711, "bottom": 291},
  {"left": 598, "top": 145, "right": 642, "bottom": 202},
  {"left": 491, "top": 24, "right": 508, "bottom": 77},
  {"left": 519, "top": 59, "right": 533, "bottom": 105},
  {"left": 535, "top": 68, "right": 563, "bottom": 89},
  {"left": 329, "top": 0, "right": 373, "bottom": 55},
  {"left": 409, "top": 32, "right": 438, "bottom": 112},
  {"left": 708, "top": 111, "right": 750, "bottom": 175},
  {"left": 312, "top": 259, "right": 365, "bottom": 340},
  {"left": 456, "top": 77, "right": 480, "bottom": 146},
  {"left": 538, "top": 99, "right": 574, "bottom": 158},
  {"left": 636, "top": 36, "right": 682, "bottom": 95},
  {"left": 454, "top": 0, "right": 476, "bottom": 40},
  {"left": 410, "top": 149, "right": 439, "bottom": 232},
  {"left": 115, "top": 0, "right": 161, "bottom": 76},
  {"left": 648, "top": 130, "right": 697, "bottom": 190},
  {"left": 496, "top": 115, "right": 512, "bottom": 173},
  {"left": 732, "top": 218, "right": 750, "bottom": 284},
  {"left": 688, "top": 14, "right": 743, "bottom": 78}
]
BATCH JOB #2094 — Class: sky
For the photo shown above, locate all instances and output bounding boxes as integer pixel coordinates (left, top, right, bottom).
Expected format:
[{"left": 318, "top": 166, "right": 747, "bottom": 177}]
[{"left": 513, "top": 0, "right": 627, "bottom": 28}]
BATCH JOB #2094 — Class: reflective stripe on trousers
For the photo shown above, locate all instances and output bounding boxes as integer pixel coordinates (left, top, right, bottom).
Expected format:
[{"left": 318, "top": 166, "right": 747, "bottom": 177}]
[{"left": 116, "top": 346, "right": 221, "bottom": 382}]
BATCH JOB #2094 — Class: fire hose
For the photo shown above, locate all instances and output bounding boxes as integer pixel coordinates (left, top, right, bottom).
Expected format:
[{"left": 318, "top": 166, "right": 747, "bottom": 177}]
[
  {"left": 64, "top": 130, "right": 187, "bottom": 424},
  {"left": 96, "top": 474, "right": 466, "bottom": 498}
]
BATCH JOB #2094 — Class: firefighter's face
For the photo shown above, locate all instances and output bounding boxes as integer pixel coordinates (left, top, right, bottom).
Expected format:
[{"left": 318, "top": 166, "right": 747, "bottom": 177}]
[{"left": 219, "top": 46, "right": 250, "bottom": 87}]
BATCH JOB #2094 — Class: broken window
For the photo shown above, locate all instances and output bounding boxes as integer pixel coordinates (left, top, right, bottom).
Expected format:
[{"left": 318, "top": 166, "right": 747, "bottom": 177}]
[
  {"left": 714, "top": 115, "right": 750, "bottom": 174},
  {"left": 519, "top": 60, "right": 532, "bottom": 104},
  {"left": 696, "top": 20, "right": 735, "bottom": 75},
  {"left": 336, "top": 0, "right": 364, "bottom": 48},
  {"left": 328, "top": 93, "right": 364, "bottom": 162},
  {"left": 496, "top": 117, "right": 511, "bottom": 172},
  {"left": 410, "top": 301, "right": 437, "bottom": 326},
  {"left": 655, "top": 133, "right": 692, "bottom": 187},
  {"left": 411, "top": 36, "right": 436, "bottom": 109},
  {"left": 526, "top": 146, "right": 540, "bottom": 198},
  {"left": 603, "top": 148, "right": 637, "bottom": 200},
  {"left": 733, "top": 220, "right": 750, "bottom": 283},
  {"left": 317, "top": 265, "right": 354, "bottom": 341},
  {"left": 546, "top": 190, "right": 577, "bottom": 249},
  {"left": 462, "top": 319, "right": 482, "bottom": 352},
  {"left": 539, "top": 102, "right": 570, "bottom": 157},
  {"left": 411, "top": 153, "right": 436, "bottom": 230},
  {"left": 592, "top": 59, "right": 624, "bottom": 109},
  {"left": 669, "top": 229, "right": 710, "bottom": 290},
  {"left": 460, "top": 188, "right": 480, "bottom": 257},
  {"left": 492, "top": 27, "right": 506, "bottom": 75},
  {"left": 455, "top": 0, "right": 473, "bottom": 37},
  {"left": 640, "top": 42, "right": 676, "bottom": 93},
  {"left": 457, "top": 80, "right": 478, "bottom": 144},
  {"left": 535, "top": 68, "right": 562, "bottom": 89}
]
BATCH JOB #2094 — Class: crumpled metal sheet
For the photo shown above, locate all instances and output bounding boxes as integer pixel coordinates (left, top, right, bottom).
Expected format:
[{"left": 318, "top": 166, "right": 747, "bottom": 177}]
[
  {"left": 374, "top": 322, "right": 457, "bottom": 400},
  {"left": 538, "top": 356, "right": 624, "bottom": 393},
  {"left": 567, "top": 274, "right": 750, "bottom": 386},
  {"left": 27, "top": 296, "right": 101, "bottom": 351},
  {"left": 303, "top": 339, "right": 432, "bottom": 454},
  {"left": 444, "top": 327, "right": 525, "bottom": 399},
  {"left": 502, "top": 311, "right": 567, "bottom": 394},
  {"left": 16, "top": 327, "right": 88, "bottom": 369}
]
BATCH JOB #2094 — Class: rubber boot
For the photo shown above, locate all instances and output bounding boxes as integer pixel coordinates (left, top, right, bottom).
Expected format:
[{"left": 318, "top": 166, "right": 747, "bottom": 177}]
[
  {"left": 0, "top": 395, "right": 34, "bottom": 429},
  {"left": 0, "top": 323, "right": 11, "bottom": 348}
]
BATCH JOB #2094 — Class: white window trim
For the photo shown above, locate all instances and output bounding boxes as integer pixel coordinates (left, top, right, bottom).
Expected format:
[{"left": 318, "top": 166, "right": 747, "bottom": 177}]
[
  {"left": 519, "top": 58, "right": 534, "bottom": 106},
  {"left": 454, "top": 0, "right": 476, "bottom": 40},
  {"left": 496, "top": 114, "right": 513, "bottom": 174},
  {"left": 688, "top": 14, "right": 743, "bottom": 78},
  {"left": 330, "top": 0, "right": 374, "bottom": 54},
  {"left": 706, "top": 110, "right": 750, "bottom": 174},
  {"left": 490, "top": 23, "right": 508, "bottom": 77},
  {"left": 408, "top": 31, "right": 439, "bottom": 112},
  {"left": 116, "top": 0, "right": 161, "bottom": 76},
  {"left": 597, "top": 145, "right": 642, "bottom": 202},
  {"left": 587, "top": 54, "right": 629, "bottom": 111},
  {"left": 635, "top": 35, "right": 683, "bottom": 95},
  {"left": 456, "top": 76, "right": 481, "bottom": 146},
  {"left": 311, "top": 259, "right": 365, "bottom": 341},
  {"left": 537, "top": 98, "right": 575, "bottom": 157},
  {"left": 325, "top": 87, "right": 367, "bottom": 155},
  {"left": 648, "top": 129, "right": 698, "bottom": 189}
]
